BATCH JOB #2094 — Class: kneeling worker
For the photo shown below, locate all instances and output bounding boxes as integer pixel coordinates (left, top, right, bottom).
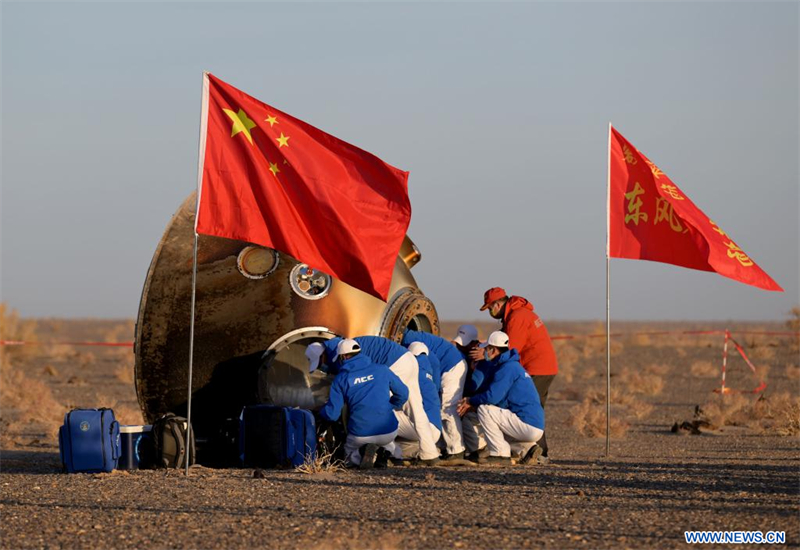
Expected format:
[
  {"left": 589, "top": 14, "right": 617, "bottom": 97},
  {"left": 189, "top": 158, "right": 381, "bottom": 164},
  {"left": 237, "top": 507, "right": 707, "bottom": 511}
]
[
  {"left": 401, "top": 329, "right": 468, "bottom": 460},
  {"left": 405, "top": 342, "right": 443, "bottom": 452},
  {"left": 458, "top": 331, "right": 544, "bottom": 465},
  {"left": 318, "top": 339, "right": 408, "bottom": 469},
  {"left": 307, "top": 335, "right": 440, "bottom": 464}
]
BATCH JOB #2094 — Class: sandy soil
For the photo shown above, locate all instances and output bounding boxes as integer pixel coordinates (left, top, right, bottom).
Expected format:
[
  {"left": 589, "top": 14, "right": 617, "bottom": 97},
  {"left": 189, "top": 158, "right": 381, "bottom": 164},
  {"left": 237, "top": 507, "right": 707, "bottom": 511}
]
[{"left": 1, "top": 318, "right": 798, "bottom": 549}]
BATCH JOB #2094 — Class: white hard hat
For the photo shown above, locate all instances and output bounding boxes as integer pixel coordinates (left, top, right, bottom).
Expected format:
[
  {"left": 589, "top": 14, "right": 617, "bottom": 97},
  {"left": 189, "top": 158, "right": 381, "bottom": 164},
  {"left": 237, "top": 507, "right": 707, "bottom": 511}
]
[
  {"left": 453, "top": 324, "right": 478, "bottom": 346},
  {"left": 305, "top": 342, "right": 325, "bottom": 373},
  {"left": 336, "top": 338, "right": 361, "bottom": 360},
  {"left": 407, "top": 341, "right": 429, "bottom": 357},
  {"left": 479, "top": 330, "right": 510, "bottom": 349}
]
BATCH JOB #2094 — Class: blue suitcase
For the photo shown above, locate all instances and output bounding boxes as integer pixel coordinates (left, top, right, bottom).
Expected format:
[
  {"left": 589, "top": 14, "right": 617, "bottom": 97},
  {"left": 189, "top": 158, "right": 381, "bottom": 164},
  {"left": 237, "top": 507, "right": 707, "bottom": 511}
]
[
  {"left": 59, "top": 408, "right": 121, "bottom": 473},
  {"left": 239, "top": 405, "right": 316, "bottom": 469}
]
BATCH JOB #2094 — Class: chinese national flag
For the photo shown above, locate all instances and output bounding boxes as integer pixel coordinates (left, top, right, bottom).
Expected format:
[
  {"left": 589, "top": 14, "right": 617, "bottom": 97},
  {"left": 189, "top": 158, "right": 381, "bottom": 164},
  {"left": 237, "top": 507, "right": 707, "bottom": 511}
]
[
  {"left": 608, "top": 126, "right": 782, "bottom": 292},
  {"left": 195, "top": 73, "right": 411, "bottom": 301}
]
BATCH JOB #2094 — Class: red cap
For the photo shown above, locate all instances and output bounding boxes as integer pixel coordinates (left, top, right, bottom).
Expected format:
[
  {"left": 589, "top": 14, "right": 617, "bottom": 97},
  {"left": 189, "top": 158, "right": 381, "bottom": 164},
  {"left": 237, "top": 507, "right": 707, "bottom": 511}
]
[{"left": 480, "top": 287, "right": 507, "bottom": 311}]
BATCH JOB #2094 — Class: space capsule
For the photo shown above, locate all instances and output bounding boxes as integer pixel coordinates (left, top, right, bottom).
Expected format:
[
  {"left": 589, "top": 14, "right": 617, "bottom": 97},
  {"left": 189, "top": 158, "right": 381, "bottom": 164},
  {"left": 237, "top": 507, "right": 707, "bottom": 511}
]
[{"left": 134, "top": 192, "right": 439, "bottom": 448}]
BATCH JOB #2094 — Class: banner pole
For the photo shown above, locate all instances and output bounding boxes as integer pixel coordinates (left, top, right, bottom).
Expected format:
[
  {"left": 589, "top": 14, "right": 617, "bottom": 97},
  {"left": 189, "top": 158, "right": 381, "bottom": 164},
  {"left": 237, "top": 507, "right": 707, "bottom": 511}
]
[
  {"left": 185, "top": 232, "right": 198, "bottom": 476},
  {"left": 605, "top": 122, "right": 612, "bottom": 457},
  {"left": 720, "top": 329, "right": 730, "bottom": 395},
  {"left": 185, "top": 72, "right": 211, "bottom": 476},
  {"left": 606, "top": 258, "right": 611, "bottom": 456}
]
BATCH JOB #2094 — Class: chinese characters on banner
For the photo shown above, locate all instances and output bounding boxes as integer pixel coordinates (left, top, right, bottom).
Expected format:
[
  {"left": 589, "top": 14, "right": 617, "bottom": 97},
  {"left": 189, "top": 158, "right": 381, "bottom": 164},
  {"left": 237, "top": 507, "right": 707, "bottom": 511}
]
[{"left": 608, "top": 126, "right": 782, "bottom": 292}]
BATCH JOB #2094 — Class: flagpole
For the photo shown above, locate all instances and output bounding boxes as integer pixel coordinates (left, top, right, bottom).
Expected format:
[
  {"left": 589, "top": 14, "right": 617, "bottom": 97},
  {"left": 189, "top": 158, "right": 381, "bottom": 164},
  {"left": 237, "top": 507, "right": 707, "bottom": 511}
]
[
  {"left": 605, "top": 122, "right": 612, "bottom": 457},
  {"left": 186, "top": 72, "right": 211, "bottom": 476},
  {"left": 186, "top": 232, "right": 198, "bottom": 476}
]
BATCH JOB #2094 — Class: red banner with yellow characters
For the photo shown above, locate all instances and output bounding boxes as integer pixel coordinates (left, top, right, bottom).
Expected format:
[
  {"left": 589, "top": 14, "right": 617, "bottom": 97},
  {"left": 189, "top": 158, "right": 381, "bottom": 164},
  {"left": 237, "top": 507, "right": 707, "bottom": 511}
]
[{"left": 608, "top": 126, "right": 782, "bottom": 292}]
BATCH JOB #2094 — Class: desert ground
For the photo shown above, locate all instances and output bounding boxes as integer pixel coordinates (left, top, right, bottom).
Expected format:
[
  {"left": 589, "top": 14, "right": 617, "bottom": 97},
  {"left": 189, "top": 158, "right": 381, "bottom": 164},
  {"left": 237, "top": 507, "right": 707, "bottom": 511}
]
[{"left": 1, "top": 309, "right": 798, "bottom": 549}]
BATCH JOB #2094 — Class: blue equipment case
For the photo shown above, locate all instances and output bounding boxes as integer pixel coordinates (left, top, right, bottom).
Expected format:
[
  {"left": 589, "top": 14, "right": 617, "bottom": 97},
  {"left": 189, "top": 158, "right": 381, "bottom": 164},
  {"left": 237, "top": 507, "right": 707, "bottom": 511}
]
[
  {"left": 239, "top": 405, "right": 316, "bottom": 469},
  {"left": 59, "top": 408, "right": 121, "bottom": 473}
]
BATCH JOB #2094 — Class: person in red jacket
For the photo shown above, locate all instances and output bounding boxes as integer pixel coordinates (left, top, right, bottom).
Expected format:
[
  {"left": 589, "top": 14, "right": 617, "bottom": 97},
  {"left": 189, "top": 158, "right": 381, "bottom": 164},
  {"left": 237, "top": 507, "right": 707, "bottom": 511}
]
[{"left": 470, "top": 287, "right": 558, "bottom": 462}]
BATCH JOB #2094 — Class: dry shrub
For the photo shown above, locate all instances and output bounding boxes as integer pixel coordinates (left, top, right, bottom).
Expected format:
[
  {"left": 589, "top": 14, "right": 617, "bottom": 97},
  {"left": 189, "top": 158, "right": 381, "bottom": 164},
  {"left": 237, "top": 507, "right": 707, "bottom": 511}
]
[
  {"left": 114, "top": 404, "right": 145, "bottom": 425},
  {"left": 0, "top": 303, "right": 38, "bottom": 361},
  {"left": 750, "top": 346, "right": 776, "bottom": 361},
  {"left": 295, "top": 448, "right": 345, "bottom": 474},
  {"left": 618, "top": 368, "right": 665, "bottom": 396},
  {"left": 676, "top": 347, "right": 688, "bottom": 358},
  {"left": 578, "top": 363, "right": 601, "bottom": 380},
  {"left": 585, "top": 385, "right": 653, "bottom": 420},
  {"left": 788, "top": 306, "right": 800, "bottom": 332},
  {"left": 555, "top": 386, "right": 583, "bottom": 401},
  {"left": 586, "top": 385, "right": 638, "bottom": 407},
  {"left": 48, "top": 344, "right": 78, "bottom": 362},
  {"left": 555, "top": 344, "right": 580, "bottom": 383},
  {"left": 115, "top": 362, "right": 135, "bottom": 385},
  {"left": 645, "top": 363, "right": 670, "bottom": 376},
  {"left": 103, "top": 321, "right": 135, "bottom": 344},
  {"left": 76, "top": 351, "right": 96, "bottom": 367},
  {"left": 112, "top": 403, "right": 144, "bottom": 425},
  {"left": 786, "top": 363, "right": 800, "bottom": 380},
  {"left": 581, "top": 335, "right": 623, "bottom": 359},
  {"left": 0, "top": 358, "right": 68, "bottom": 440},
  {"left": 627, "top": 399, "right": 654, "bottom": 420},
  {"left": 752, "top": 392, "right": 800, "bottom": 436},
  {"left": 691, "top": 360, "right": 718, "bottom": 378},
  {"left": 634, "top": 333, "right": 652, "bottom": 346},
  {"left": 569, "top": 398, "right": 629, "bottom": 438},
  {"left": 699, "top": 392, "right": 800, "bottom": 435},
  {"left": 94, "top": 394, "right": 145, "bottom": 425}
]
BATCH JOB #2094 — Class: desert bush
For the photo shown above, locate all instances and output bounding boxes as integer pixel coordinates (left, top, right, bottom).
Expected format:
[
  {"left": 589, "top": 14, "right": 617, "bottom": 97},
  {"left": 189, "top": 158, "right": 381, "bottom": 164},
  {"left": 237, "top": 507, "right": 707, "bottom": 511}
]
[
  {"left": 103, "top": 321, "right": 135, "bottom": 344},
  {"left": 43, "top": 364, "right": 58, "bottom": 377},
  {"left": 788, "top": 306, "right": 800, "bottom": 332},
  {"left": 554, "top": 386, "right": 583, "bottom": 402},
  {"left": 578, "top": 363, "right": 601, "bottom": 379},
  {"left": 115, "top": 362, "right": 135, "bottom": 385},
  {"left": 295, "top": 448, "right": 345, "bottom": 475},
  {"left": 569, "top": 398, "right": 629, "bottom": 438},
  {"left": 698, "top": 393, "right": 754, "bottom": 429},
  {"left": 751, "top": 392, "right": 800, "bottom": 436},
  {"left": 94, "top": 394, "right": 145, "bottom": 425},
  {"left": 554, "top": 343, "right": 579, "bottom": 383},
  {"left": 645, "top": 363, "right": 670, "bottom": 376},
  {"left": 47, "top": 344, "right": 78, "bottom": 362},
  {"left": 786, "top": 363, "right": 800, "bottom": 380},
  {"left": 76, "top": 351, "right": 97, "bottom": 367},
  {"left": 749, "top": 346, "right": 776, "bottom": 361},
  {"left": 618, "top": 368, "right": 665, "bottom": 396},
  {"left": 699, "top": 392, "right": 800, "bottom": 436},
  {"left": 584, "top": 385, "right": 653, "bottom": 420},
  {"left": 691, "top": 360, "right": 718, "bottom": 378},
  {"left": 0, "top": 357, "right": 68, "bottom": 441},
  {"left": 626, "top": 399, "right": 654, "bottom": 420},
  {"left": 585, "top": 385, "right": 638, "bottom": 408},
  {"left": 581, "top": 335, "right": 623, "bottom": 359},
  {"left": 0, "top": 303, "right": 38, "bottom": 361}
]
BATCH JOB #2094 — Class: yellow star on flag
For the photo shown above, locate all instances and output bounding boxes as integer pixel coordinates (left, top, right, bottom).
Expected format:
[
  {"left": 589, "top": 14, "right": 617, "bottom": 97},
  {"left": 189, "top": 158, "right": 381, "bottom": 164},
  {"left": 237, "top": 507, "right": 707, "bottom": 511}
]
[
  {"left": 265, "top": 115, "right": 278, "bottom": 127},
  {"left": 223, "top": 108, "right": 256, "bottom": 145},
  {"left": 276, "top": 133, "right": 290, "bottom": 148},
  {"left": 269, "top": 161, "right": 280, "bottom": 176}
]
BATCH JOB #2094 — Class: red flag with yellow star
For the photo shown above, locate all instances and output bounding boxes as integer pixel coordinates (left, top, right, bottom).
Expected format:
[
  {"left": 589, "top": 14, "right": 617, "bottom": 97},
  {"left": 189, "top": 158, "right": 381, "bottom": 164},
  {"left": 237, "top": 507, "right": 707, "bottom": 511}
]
[
  {"left": 195, "top": 73, "right": 411, "bottom": 301},
  {"left": 607, "top": 125, "right": 782, "bottom": 291}
]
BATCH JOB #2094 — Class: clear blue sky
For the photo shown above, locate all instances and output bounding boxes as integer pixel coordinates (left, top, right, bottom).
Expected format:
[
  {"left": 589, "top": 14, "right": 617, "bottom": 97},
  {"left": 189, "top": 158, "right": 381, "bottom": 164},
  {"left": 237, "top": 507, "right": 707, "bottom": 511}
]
[{"left": 1, "top": 1, "right": 797, "bottom": 321}]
